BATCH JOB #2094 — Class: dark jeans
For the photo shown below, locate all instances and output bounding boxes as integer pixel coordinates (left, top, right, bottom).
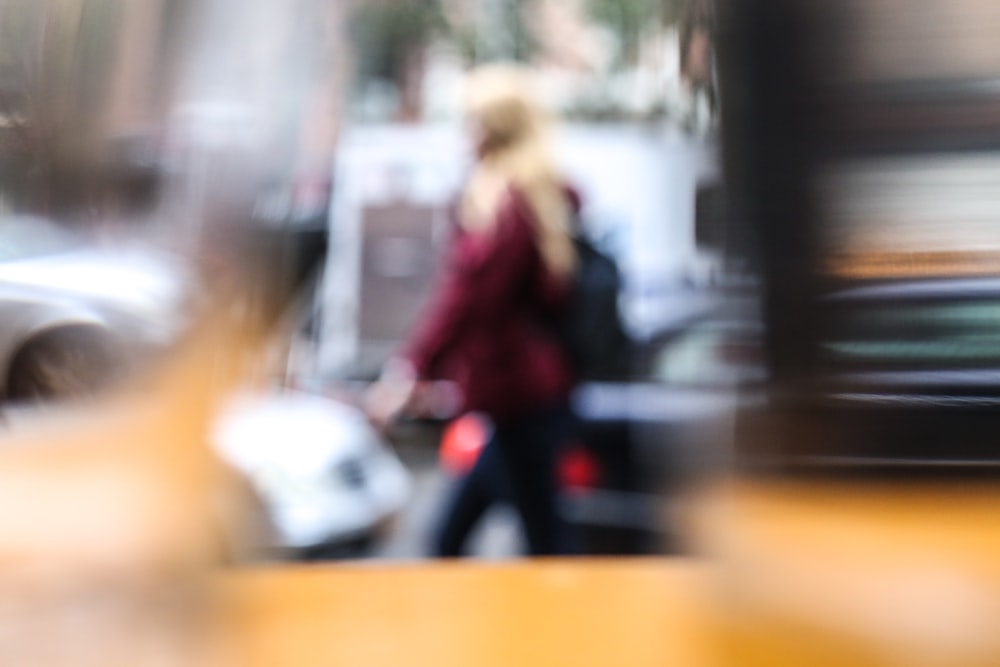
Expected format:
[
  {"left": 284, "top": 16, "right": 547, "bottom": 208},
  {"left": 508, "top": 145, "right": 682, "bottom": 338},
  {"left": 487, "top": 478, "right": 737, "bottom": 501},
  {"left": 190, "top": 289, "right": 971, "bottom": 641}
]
[{"left": 433, "top": 405, "right": 577, "bottom": 557}]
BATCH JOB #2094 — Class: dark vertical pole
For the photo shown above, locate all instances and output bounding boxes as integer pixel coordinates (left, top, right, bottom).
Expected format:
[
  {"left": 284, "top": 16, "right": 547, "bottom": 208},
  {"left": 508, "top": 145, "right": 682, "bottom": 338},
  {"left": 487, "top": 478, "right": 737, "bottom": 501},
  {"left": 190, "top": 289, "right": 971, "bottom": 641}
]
[{"left": 717, "top": 0, "right": 829, "bottom": 401}]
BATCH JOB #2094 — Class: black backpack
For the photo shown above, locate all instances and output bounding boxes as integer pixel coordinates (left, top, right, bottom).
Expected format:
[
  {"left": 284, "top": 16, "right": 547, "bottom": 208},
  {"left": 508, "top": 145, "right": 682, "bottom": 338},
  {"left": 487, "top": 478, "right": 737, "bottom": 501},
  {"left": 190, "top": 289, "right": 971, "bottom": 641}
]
[{"left": 558, "top": 235, "right": 633, "bottom": 381}]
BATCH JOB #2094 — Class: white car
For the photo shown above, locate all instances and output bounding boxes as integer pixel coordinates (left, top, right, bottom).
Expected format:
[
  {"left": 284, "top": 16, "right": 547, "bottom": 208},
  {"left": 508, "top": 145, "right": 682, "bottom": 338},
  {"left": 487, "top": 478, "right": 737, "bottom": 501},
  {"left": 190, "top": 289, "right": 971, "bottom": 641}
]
[
  {"left": 212, "top": 390, "right": 411, "bottom": 558},
  {"left": 0, "top": 216, "right": 184, "bottom": 402},
  {"left": 0, "top": 216, "right": 411, "bottom": 559}
]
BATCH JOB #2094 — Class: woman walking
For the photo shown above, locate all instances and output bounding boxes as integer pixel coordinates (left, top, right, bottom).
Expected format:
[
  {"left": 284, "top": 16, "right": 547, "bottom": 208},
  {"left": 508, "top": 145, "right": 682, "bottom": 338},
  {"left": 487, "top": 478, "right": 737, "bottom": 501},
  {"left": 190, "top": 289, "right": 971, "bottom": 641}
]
[{"left": 367, "top": 65, "right": 580, "bottom": 556}]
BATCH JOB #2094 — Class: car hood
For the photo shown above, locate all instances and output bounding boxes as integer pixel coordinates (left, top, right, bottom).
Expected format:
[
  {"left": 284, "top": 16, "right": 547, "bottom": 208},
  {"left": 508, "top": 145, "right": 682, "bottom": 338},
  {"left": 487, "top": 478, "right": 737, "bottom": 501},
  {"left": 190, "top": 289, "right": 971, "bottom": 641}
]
[
  {"left": 211, "top": 391, "right": 411, "bottom": 548},
  {"left": 212, "top": 392, "right": 377, "bottom": 470}
]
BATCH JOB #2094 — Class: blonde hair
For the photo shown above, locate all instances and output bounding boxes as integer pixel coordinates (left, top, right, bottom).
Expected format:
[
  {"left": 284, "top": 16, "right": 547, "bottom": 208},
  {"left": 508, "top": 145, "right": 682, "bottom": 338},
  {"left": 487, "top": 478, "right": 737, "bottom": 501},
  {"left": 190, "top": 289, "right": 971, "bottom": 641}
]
[{"left": 461, "top": 65, "right": 576, "bottom": 276}]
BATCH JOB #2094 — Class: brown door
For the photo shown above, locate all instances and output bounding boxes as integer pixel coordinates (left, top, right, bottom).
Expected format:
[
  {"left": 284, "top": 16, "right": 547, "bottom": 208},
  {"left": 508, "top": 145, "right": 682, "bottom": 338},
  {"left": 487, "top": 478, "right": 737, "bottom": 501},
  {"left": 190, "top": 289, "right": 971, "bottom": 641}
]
[{"left": 358, "top": 202, "right": 443, "bottom": 368}]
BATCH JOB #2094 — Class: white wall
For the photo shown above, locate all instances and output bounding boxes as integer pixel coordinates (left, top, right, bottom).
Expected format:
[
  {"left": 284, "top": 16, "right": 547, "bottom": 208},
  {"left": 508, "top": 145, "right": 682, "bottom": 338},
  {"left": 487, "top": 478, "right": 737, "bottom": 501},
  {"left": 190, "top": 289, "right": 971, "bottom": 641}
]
[{"left": 319, "top": 123, "right": 718, "bottom": 376}]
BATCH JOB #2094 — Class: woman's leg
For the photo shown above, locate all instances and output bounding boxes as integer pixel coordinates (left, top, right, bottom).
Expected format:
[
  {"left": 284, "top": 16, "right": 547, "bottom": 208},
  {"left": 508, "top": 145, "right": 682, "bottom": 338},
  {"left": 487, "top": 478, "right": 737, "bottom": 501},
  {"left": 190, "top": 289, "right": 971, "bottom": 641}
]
[
  {"left": 493, "top": 406, "right": 577, "bottom": 556},
  {"left": 432, "top": 435, "right": 506, "bottom": 557}
]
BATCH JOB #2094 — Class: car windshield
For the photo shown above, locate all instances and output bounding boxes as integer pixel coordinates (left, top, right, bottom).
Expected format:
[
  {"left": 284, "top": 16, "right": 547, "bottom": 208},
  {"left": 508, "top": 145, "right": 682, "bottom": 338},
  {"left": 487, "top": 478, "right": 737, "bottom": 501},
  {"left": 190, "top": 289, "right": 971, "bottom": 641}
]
[
  {"left": 0, "top": 218, "right": 79, "bottom": 262},
  {"left": 653, "top": 321, "right": 765, "bottom": 387}
]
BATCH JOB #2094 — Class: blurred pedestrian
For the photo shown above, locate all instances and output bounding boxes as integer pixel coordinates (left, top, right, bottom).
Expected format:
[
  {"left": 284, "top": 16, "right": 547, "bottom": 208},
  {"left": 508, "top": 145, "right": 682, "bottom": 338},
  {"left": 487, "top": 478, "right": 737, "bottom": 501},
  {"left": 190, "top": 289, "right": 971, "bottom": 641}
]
[{"left": 366, "top": 65, "right": 580, "bottom": 557}]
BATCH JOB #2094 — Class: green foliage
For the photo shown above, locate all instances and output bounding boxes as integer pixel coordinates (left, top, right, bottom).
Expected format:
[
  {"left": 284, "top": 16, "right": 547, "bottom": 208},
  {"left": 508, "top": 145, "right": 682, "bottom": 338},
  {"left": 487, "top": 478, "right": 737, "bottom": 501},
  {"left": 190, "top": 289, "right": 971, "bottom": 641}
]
[
  {"left": 586, "top": 0, "right": 681, "bottom": 66},
  {"left": 350, "top": 0, "right": 445, "bottom": 85},
  {"left": 478, "top": 0, "right": 536, "bottom": 64},
  {"left": 351, "top": 0, "right": 540, "bottom": 76}
]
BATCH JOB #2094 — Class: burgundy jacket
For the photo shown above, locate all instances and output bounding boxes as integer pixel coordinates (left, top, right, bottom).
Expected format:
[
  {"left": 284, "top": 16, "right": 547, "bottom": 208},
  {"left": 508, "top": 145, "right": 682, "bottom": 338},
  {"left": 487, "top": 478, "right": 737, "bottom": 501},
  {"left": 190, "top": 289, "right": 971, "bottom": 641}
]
[{"left": 403, "top": 186, "right": 579, "bottom": 419}]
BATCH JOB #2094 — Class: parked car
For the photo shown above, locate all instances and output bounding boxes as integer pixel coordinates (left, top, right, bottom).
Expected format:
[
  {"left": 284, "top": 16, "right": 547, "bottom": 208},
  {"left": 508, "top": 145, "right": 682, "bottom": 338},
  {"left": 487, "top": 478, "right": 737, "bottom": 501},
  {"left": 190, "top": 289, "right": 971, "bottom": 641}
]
[
  {"left": 0, "top": 215, "right": 411, "bottom": 558},
  {"left": 566, "top": 292, "right": 761, "bottom": 554},
  {"left": 212, "top": 390, "right": 411, "bottom": 558},
  {"left": 415, "top": 286, "right": 760, "bottom": 557},
  {"left": 0, "top": 216, "right": 185, "bottom": 403},
  {"left": 793, "top": 276, "right": 1000, "bottom": 465}
]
